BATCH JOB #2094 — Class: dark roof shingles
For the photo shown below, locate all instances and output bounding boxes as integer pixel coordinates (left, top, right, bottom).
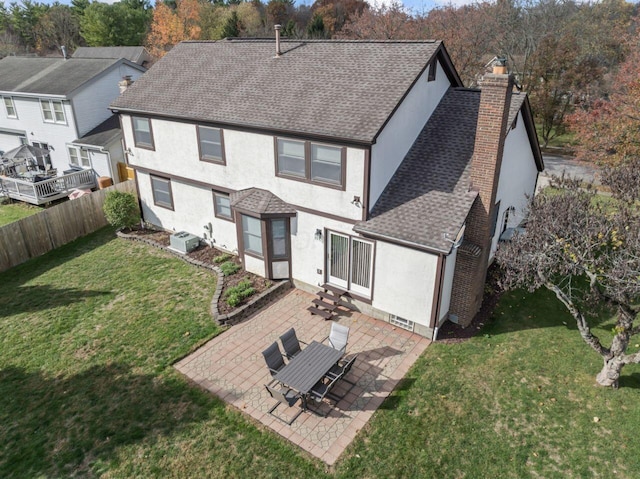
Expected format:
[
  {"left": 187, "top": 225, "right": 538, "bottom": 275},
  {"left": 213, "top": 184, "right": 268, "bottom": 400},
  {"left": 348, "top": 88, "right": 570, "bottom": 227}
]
[
  {"left": 73, "top": 115, "right": 121, "bottom": 147},
  {"left": 111, "top": 40, "right": 442, "bottom": 143},
  {"left": 0, "top": 57, "right": 121, "bottom": 96},
  {"left": 355, "top": 88, "right": 527, "bottom": 253},
  {"left": 230, "top": 188, "right": 296, "bottom": 216}
]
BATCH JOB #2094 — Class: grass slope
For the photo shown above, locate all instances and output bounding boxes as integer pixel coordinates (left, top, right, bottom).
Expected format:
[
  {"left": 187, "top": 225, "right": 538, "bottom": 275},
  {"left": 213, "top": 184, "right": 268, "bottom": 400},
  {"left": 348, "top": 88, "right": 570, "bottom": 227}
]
[
  {"left": 0, "top": 201, "right": 40, "bottom": 226},
  {"left": 0, "top": 228, "right": 326, "bottom": 478},
  {"left": 336, "top": 289, "right": 640, "bottom": 478},
  {"left": 1, "top": 227, "right": 639, "bottom": 478}
]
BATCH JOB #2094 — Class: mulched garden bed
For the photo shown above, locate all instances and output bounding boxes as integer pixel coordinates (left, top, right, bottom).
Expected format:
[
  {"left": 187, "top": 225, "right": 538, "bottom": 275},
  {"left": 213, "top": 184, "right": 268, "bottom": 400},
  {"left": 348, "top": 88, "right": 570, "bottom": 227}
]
[{"left": 124, "top": 228, "right": 271, "bottom": 315}]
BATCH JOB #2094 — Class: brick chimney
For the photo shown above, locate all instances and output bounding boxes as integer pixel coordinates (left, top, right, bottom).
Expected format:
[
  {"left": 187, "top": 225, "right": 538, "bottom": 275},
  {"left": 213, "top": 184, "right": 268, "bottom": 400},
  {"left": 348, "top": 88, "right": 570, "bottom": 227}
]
[{"left": 448, "top": 65, "right": 514, "bottom": 327}]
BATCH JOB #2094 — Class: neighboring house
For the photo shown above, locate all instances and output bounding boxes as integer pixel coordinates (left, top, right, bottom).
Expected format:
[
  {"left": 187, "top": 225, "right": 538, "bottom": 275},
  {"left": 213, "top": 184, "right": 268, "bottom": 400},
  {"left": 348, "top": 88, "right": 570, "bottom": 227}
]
[
  {"left": 110, "top": 39, "right": 543, "bottom": 339},
  {"left": 72, "top": 47, "right": 152, "bottom": 68},
  {"left": 0, "top": 56, "right": 145, "bottom": 182}
]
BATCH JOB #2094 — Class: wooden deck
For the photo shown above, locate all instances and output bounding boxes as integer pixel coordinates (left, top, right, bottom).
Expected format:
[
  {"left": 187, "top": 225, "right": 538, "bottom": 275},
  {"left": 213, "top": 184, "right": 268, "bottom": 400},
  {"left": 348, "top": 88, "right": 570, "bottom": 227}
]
[{"left": 0, "top": 170, "right": 97, "bottom": 205}]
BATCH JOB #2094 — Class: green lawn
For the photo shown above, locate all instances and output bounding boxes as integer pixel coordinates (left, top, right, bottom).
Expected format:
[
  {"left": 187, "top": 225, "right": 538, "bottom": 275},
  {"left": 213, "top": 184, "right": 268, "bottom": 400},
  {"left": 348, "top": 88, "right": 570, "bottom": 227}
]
[
  {"left": 0, "top": 200, "right": 40, "bottom": 226},
  {"left": 1, "top": 228, "right": 639, "bottom": 478}
]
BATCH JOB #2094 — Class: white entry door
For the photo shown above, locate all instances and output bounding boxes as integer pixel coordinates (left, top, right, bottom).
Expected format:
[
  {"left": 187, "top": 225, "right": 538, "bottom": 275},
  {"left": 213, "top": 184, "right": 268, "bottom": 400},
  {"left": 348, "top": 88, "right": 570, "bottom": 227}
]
[{"left": 326, "top": 231, "right": 373, "bottom": 298}]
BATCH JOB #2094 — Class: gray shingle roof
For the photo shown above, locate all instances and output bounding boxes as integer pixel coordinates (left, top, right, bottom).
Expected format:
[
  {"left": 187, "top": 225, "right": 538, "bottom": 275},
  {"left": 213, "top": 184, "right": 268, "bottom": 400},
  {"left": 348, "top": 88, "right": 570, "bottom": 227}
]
[
  {"left": 72, "top": 46, "right": 150, "bottom": 65},
  {"left": 111, "top": 40, "right": 446, "bottom": 144},
  {"left": 230, "top": 188, "right": 296, "bottom": 216},
  {"left": 0, "top": 57, "right": 125, "bottom": 96},
  {"left": 354, "top": 88, "right": 528, "bottom": 253},
  {"left": 73, "top": 115, "right": 121, "bottom": 148}
]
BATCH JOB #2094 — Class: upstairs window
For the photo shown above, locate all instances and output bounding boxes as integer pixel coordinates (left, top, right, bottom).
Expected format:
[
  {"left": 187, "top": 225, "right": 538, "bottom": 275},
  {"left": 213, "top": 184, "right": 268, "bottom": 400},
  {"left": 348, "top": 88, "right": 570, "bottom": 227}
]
[
  {"left": 40, "top": 99, "right": 66, "bottom": 124},
  {"left": 3, "top": 97, "right": 17, "bottom": 118},
  {"left": 132, "top": 116, "right": 154, "bottom": 149},
  {"left": 198, "top": 126, "right": 225, "bottom": 164},
  {"left": 276, "top": 138, "right": 345, "bottom": 189},
  {"left": 277, "top": 139, "right": 306, "bottom": 178}
]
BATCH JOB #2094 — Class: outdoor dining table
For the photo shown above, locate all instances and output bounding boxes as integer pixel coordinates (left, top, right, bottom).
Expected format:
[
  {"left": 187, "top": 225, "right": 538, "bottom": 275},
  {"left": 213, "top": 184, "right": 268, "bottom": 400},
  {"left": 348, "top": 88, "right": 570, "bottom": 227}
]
[{"left": 273, "top": 340, "right": 344, "bottom": 410}]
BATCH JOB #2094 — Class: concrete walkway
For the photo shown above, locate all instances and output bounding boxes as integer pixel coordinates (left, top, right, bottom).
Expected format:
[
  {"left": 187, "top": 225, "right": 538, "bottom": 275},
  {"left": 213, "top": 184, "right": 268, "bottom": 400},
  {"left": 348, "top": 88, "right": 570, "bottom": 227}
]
[{"left": 175, "top": 288, "right": 430, "bottom": 465}]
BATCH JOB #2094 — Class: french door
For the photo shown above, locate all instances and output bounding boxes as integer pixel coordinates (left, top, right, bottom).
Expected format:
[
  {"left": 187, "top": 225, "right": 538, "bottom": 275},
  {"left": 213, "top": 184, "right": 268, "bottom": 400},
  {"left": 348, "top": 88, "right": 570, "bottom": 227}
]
[{"left": 326, "top": 231, "right": 374, "bottom": 298}]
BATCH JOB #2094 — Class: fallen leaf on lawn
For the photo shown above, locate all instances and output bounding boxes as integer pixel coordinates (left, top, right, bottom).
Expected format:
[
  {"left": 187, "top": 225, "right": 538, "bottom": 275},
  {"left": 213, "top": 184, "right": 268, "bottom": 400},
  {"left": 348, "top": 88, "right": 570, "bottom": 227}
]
[{"left": 593, "top": 417, "right": 600, "bottom": 423}]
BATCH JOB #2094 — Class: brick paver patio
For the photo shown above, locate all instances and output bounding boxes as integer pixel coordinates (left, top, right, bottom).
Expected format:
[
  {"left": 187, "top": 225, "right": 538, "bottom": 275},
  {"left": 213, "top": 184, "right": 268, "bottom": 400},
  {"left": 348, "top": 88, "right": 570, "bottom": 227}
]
[{"left": 175, "top": 288, "right": 430, "bottom": 465}]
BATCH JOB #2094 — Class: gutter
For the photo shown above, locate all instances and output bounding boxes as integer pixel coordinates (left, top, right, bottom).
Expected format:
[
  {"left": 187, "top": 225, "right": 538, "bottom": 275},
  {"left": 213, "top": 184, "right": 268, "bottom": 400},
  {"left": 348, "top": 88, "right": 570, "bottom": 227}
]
[{"left": 353, "top": 227, "right": 451, "bottom": 256}]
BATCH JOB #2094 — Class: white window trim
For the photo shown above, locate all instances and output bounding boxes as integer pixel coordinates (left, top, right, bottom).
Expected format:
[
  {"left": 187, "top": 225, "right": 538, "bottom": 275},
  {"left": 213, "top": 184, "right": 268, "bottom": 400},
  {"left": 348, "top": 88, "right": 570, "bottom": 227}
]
[
  {"left": 3, "top": 96, "right": 17, "bottom": 119},
  {"left": 67, "top": 145, "right": 92, "bottom": 168},
  {"left": 40, "top": 99, "right": 67, "bottom": 125}
]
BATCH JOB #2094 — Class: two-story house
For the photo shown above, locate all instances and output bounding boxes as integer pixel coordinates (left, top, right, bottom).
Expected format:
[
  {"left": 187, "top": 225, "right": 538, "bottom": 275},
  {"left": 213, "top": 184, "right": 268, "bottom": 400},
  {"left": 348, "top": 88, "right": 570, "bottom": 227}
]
[
  {"left": 0, "top": 56, "right": 145, "bottom": 182},
  {"left": 110, "top": 39, "right": 543, "bottom": 339}
]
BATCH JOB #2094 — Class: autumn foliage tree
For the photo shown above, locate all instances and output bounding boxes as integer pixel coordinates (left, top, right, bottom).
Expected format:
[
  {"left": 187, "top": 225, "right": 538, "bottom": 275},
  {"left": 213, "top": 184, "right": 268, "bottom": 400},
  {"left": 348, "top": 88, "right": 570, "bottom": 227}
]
[
  {"left": 146, "top": 0, "right": 203, "bottom": 58},
  {"left": 497, "top": 42, "right": 640, "bottom": 387}
]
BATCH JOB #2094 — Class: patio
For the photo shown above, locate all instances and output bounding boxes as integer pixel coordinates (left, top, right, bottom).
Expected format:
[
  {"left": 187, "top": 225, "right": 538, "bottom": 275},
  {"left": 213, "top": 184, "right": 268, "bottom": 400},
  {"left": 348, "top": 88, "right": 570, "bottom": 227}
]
[{"left": 175, "top": 288, "right": 430, "bottom": 465}]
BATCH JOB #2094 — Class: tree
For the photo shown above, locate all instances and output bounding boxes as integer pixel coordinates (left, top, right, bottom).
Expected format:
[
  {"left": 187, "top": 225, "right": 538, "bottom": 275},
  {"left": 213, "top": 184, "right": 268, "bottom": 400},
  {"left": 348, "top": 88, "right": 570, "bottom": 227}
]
[
  {"left": 81, "top": 0, "right": 151, "bottom": 47},
  {"left": 9, "top": 0, "right": 49, "bottom": 50},
  {"left": 496, "top": 172, "right": 640, "bottom": 388},
  {"left": 33, "top": 5, "right": 81, "bottom": 54},
  {"left": 498, "top": 48, "right": 640, "bottom": 386},
  {"left": 338, "top": 1, "right": 418, "bottom": 40},
  {"left": 306, "top": 12, "right": 326, "bottom": 38},
  {"left": 220, "top": 10, "right": 239, "bottom": 38},
  {"left": 146, "top": 0, "right": 201, "bottom": 57}
]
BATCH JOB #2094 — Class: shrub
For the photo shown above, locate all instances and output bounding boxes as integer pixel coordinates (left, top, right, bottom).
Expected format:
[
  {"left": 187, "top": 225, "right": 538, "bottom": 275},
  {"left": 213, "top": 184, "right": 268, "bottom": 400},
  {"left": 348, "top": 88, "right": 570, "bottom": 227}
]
[
  {"left": 224, "top": 279, "right": 255, "bottom": 307},
  {"left": 103, "top": 191, "right": 139, "bottom": 230},
  {"left": 213, "top": 253, "right": 232, "bottom": 264},
  {"left": 220, "top": 261, "right": 241, "bottom": 276}
]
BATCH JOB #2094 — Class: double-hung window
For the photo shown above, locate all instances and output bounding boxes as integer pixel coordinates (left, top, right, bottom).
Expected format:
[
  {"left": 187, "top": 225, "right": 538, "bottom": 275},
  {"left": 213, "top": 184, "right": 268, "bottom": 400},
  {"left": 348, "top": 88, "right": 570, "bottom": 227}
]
[
  {"left": 242, "top": 215, "right": 263, "bottom": 256},
  {"left": 40, "top": 99, "right": 66, "bottom": 124},
  {"left": 198, "top": 126, "right": 225, "bottom": 164},
  {"left": 213, "top": 191, "right": 232, "bottom": 221},
  {"left": 276, "top": 138, "right": 345, "bottom": 188},
  {"left": 68, "top": 147, "right": 91, "bottom": 168},
  {"left": 132, "top": 117, "right": 154, "bottom": 149},
  {"left": 151, "top": 175, "right": 173, "bottom": 209},
  {"left": 3, "top": 97, "right": 17, "bottom": 119}
]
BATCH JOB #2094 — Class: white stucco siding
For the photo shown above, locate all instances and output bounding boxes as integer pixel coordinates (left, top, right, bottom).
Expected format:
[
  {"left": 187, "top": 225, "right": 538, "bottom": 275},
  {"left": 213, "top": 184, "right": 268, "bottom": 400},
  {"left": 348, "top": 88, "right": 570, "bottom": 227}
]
[
  {"left": 438, "top": 247, "right": 458, "bottom": 322},
  {"left": 0, "top": 132, "right": 25, "bottom": 153},
  {"left": 490, "top": 111, "right": 539, "bottom": 258},
  {"left": 72, "top": 64, "right": 143, "bottom": 137},
  {"left": 86, "top": 150, "right": 111, "bottom": 179},
  {"left": 122, "top": 115, "right": 367, "bottom": 222},
  {"left": 372, "top": 241, "right": 439, "bottom": 327},
  {"left": 0, "top": 96, "right": 77, "bottom": 172},
  {"left": 290, "top": 212, "right": 352, "bottom": 288},
  {"left": 369, "top": 59, "right": 451, "bottom": 209},
  {"left": 244, "top": 255, "right": 265, "bottom": 277},
  {"left": 137, "top": 171, "right": 238, "bottom": 251}
]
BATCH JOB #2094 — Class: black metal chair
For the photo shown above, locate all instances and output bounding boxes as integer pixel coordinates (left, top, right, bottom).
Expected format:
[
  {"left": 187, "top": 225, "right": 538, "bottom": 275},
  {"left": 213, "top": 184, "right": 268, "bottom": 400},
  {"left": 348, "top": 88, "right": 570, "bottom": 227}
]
[
  {"left": 279, "top": 328, "right": 307, "bottom": 360},
  {"left": 265, "top": 383, "right": 303, "bottom": 425},
  {"left": 326, "top": 354, "right": 357, "bottom": 386},
  {"left": 308, "top": 375, "right": 341, "bottom": 417},
  {"left": 262, "top": 342, "right": 285, "bottom": 376}
]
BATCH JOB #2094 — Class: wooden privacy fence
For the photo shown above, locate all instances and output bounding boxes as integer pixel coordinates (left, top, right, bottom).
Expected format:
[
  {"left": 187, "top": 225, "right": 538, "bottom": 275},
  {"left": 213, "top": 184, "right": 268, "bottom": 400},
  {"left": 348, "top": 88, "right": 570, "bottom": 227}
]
[{"left": 0, "top": 181, "right": 137, "bottom": 273}]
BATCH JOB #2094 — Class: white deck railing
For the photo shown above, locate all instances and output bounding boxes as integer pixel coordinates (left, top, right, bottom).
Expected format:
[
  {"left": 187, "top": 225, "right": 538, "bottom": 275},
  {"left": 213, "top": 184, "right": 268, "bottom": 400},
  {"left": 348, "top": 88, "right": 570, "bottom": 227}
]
[{"left": 0, "top": 169, "right": 97, "bottom": 205}]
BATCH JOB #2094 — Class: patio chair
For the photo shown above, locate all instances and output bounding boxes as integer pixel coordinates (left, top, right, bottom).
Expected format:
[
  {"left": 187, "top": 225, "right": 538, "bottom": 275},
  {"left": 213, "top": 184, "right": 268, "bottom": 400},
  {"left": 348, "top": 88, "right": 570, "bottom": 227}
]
[
  {"left": 262, "top": 342, "right": 285, "bottom": 376},
  {"left": 308, "top": 375, "right": 341, "bottom": 417},
  {"left": 279, "top": 328, "right": 307, "bottom": 359},
  {"left": 265, "top": 383, "right": 303, "bottom": 425},
  {"left": 326, "top": 354, "right": 358, "bottom": 386},
  {"left": 326, "top": 322, "right": 349, "bottom": 353}
]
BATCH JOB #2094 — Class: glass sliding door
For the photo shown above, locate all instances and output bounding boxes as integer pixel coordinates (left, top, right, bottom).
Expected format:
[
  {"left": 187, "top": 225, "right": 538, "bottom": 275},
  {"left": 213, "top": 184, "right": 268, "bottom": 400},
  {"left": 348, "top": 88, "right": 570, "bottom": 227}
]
[{"left": 326, "top": 231, "right": 373, "bottom": 298}]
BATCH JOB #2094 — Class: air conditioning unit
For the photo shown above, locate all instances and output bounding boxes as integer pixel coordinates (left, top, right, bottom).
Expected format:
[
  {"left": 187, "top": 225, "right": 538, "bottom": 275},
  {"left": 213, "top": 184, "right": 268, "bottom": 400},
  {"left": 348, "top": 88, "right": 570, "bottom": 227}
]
[{"left": 169, "top": 231, "right": 200, "bottom": 253}]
